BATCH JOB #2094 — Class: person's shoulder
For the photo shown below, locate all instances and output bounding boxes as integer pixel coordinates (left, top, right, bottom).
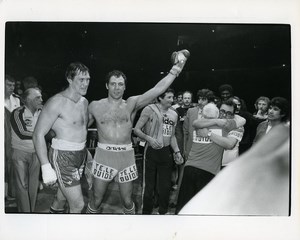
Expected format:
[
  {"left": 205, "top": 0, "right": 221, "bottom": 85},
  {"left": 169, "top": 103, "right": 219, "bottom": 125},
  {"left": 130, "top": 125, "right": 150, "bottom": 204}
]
[
  {"left": 11, "top": 105, "right": 25, "bottom": 116},
  {"left": 258, "top": 120, "right": 268, "bottom": 127},
  {"left": 172, "top": 104, "right": 179, "bottom": 109},
  {"left": 89, "top": 98, "right": 106, "bottom": 104},
  {"left": 12, "top": 93, "right": 21, "bottom": 100},
  {"left": 188, "top": 106, "right": 198, "bottom": 112},
  {"left": 143, "top": 104, "right": 155, "bottom": 112},
  {"left": 12, "top": 105, "right": 24, "bottom": 112},
  {"left": 47, "top": 93, "right": 66, "bottom": 103},
  {"left": 89, "top": 98, "right": 107, "bottom": 109},
  {"left": 169, "top": 106, "right": 177, "bottom": 113},
  {"left": 43, "top": 93, "right": 68, "bottom": 111}
]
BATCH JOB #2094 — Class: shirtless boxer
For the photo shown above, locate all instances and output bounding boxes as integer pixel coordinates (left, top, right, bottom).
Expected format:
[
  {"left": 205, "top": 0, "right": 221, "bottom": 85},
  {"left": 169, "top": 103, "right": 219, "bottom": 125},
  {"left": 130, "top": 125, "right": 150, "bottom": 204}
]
[
  {"left": 86, "top": 50, "right": 189, "bottom": 214},
  {"left": 33, "top": 62, "right": 90, "bottom": 213}
]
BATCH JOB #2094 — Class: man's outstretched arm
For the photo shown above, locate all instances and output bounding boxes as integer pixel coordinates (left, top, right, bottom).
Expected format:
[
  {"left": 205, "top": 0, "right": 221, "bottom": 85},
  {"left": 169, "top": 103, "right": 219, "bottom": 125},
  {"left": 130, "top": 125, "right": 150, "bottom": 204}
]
[{"left": 129, "top": 50, "right": 190, "bottom": 111}]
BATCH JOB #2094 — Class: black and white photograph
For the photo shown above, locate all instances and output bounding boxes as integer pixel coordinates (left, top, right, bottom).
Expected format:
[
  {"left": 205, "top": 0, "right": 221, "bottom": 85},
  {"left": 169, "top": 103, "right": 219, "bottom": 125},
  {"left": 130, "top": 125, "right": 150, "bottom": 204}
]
[{"left": 1, "top": 0, "right": 300, "bottom": 240}]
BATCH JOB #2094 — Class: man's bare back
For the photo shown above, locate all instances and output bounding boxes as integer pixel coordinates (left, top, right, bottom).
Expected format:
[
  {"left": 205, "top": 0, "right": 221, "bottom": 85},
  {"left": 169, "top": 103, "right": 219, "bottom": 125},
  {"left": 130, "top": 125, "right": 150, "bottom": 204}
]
[{"left": 89, "top": 97, "right": 137, "bottom": 145}]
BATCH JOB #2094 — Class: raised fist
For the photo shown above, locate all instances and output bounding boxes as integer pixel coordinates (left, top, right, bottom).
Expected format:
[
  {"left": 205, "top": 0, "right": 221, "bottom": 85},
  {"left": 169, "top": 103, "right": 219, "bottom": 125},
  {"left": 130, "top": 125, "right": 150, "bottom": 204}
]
[
  {"left": 170, "top": 49, "right": 190, "bottom": 76},
  {"left": 171, "top": 49, "right": 190, "bottom": 65}
]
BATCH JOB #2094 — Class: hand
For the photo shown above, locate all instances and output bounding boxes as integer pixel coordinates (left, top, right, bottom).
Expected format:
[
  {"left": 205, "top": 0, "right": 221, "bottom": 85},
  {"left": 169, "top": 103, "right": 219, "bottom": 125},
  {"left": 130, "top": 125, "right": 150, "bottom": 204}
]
[
  {"left": 41, "top": 163, "right": 57, "bottom": 186},
  {"left": 180, "top": 116, "right": 186, "bottom": 122},
  {"left": 148, "top": 137, "right": 163, "bottom": 149},
  {"left": 174, "top": 152, "right": 184, "bottom": 165},
  {"left": 216, "top": 119, "right": 226, "bottom": 128},
  {"left": 196, "top": 128, "right": 209, "bottom": 137}
]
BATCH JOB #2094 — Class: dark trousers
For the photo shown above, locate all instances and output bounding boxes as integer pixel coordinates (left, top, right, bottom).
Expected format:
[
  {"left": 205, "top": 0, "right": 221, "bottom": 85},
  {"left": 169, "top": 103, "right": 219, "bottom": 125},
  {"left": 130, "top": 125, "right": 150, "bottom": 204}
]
[
  {"left": 142, "top": 146, "right": 173, "bottom": 214},
  {"left": 176, "top": 166, "right": 214, "bottom": 214}
]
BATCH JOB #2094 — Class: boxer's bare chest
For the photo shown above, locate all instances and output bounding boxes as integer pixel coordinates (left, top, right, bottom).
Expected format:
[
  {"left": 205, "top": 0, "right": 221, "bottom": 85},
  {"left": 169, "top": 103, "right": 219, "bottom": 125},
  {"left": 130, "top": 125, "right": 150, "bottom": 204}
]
[{"left": 94, "top": 102, "right": 132, "bottom": 126}]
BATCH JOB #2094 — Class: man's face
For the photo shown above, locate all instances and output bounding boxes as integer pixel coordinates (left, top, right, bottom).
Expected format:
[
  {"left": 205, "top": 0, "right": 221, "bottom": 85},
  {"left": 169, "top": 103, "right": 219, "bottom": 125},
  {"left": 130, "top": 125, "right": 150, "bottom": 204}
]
[
  {"left": 219, "top": 104, "right": 234, "bottom": 119},
  {"left": 268, "top": 105, "right": 283, "bottom": 121},
  {"left": 198, "top": 97, "right": 208, "bottom": 109},
  {"left": 182, "top": 93, "right": 192, "bottom": 107},
  {"left": 160, "top": 92, "right": 174, "bottom": 108},
  {"left": 69, "top": 71, "right": 90, "bottom": 96},
  {"left": 221, "top": 90, "right": 231, "bottom": 101},
  {"left": 257, "top": 100, "right": 268, "bottom": 113},
  {"left": 177, "top": 94, "right": 183, "bottom": 105},
  {"left": 27, "top": 89, "right": 43, "bottom": 110},
  {"left": 232, "top": 99, "right": 241, "bottom": 113},
  {"left": 106, "top": 75, "right": 126, "bottom": 100},
  {"left": 5, "top": 80, "right": 15, "bottom": 97}
]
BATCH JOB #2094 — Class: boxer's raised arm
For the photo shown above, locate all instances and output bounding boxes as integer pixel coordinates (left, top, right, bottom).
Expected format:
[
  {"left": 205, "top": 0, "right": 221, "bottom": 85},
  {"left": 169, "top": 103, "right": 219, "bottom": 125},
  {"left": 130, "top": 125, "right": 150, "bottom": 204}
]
[{"left": 131, "top": 50, "right": 190, "bottom": 111}]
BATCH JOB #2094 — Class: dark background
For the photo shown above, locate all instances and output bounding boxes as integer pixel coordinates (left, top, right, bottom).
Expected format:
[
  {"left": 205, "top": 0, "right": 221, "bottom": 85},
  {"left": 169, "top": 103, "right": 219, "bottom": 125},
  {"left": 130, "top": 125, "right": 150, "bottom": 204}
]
[{"left": 5, "top": 22, "right": 291, "bottom": 113}]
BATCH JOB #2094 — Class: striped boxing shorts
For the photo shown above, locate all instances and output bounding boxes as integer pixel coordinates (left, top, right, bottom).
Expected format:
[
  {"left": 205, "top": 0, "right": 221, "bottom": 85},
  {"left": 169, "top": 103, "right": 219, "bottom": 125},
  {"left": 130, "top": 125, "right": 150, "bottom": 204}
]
[{"left": 48, "top": 138, "right": 87, "bottom": 188}]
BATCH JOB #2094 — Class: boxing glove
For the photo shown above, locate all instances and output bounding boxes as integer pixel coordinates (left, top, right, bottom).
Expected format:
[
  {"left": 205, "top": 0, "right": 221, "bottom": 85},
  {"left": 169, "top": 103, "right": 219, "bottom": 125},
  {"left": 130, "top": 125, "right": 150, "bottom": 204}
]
[
  {"left": 171, "top": 49, "right": 190, "bottom": 65},
  {"left": 170, "top": 49, "right": 190, "bottom": 76},
  {"left": 41, "top": 163, "right": 57, "bottom": 185}
]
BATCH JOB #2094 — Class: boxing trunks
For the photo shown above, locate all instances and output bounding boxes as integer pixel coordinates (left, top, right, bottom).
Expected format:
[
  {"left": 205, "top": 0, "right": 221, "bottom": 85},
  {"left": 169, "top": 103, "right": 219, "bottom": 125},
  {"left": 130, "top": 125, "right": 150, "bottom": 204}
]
[
  {"left": 49, "top": 138, "right": 87, "bottom": 188},
  {"left": 93, "top": 143, "right": 138, "bottom": 183}
]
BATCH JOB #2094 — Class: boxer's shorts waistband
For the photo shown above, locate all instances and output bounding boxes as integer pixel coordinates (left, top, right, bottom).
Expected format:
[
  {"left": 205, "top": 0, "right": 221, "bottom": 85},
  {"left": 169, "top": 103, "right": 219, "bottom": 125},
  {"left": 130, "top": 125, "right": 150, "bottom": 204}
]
[
  {"left": 51, "top": 138, "right": 86, "bottom": 151},
  {"left": 97, "top": 143, "right": 133, "bottom": 152}
]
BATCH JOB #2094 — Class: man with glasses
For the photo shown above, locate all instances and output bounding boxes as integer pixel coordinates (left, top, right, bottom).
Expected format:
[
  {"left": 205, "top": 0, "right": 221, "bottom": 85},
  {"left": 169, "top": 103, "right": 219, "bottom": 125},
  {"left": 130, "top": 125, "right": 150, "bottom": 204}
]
[{"left": 175, "top": 99, "right": 244, "bottom": 213}]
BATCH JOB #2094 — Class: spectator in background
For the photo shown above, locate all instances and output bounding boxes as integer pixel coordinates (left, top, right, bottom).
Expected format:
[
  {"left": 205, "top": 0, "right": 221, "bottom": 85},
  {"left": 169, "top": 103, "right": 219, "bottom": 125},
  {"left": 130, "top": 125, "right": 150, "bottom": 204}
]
[
  {"left": 231, "top": 96, "right": 258, "bottom": 155},
  {"left": 5, "top": 74, "right": 21, "bottom": 200},
  {"left": 173, "top": 91, "right": 193, "bottom": 192},
  {"left": 14, "top": 80, "right": 24, "bottom": 95},
  {"left": 218, "top": 84, "right": 233, "bottom": 101},
  {"left": 175, "top": 91, "right": 193, "bottom": 153},
  {"left": 253, "top": 97, "right": 289, "bottom": 144},
  {"left": 10, "top": 88, "right": 43, "bottom": 212},
  {"left": 5, "top": 75, "right": 21, "bottom": 112},
  {"left": 221, "top": 97, "right": 245, "bottom": 167},
  {"left": 134, "top": 88, "right": 183, "bottom": 214},
  {"left": 23, "top": 76, "right": 39, "bottom": 90},
  {"left": 170, "top": 89, "right": 215, "bottom": 208},
  {"left": 253, "top": 96, "right": 270, "bottom": 120},
  {"left": 172, "top": 91, "right": 183, "bottom": 109}
]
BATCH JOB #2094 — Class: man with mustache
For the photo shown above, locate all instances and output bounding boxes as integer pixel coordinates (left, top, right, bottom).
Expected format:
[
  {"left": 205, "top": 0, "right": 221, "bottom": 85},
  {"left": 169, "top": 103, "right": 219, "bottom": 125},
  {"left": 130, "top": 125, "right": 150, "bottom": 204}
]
[{"left": 86, "top": 50, "right": 189, "bottom": 214}]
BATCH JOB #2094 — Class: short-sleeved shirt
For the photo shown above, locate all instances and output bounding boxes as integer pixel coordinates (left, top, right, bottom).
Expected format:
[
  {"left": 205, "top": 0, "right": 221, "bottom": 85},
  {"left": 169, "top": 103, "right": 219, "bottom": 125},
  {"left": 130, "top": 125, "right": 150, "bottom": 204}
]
[
  {"left": 185, "top": 126, "right": 227, "bottom": 175},
  {"left": 140, "top": 104, "right": 178, "bottom": 146},
  {"left": 222, "top": 126, "right": 244, "bottom": 166}
]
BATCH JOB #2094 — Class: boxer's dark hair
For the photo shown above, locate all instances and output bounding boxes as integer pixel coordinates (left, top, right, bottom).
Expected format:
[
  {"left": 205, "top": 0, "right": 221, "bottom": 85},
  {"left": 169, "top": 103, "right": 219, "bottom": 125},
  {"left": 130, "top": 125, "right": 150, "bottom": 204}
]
[
  {"left": 106, "top": 70, "right": 127, "bottom": 86},
  {"left": 157, "top": 88, "right": 175, "bottom": 102},
  {"left": 65, "top": 62, "right": 90, "bottom": 80}
]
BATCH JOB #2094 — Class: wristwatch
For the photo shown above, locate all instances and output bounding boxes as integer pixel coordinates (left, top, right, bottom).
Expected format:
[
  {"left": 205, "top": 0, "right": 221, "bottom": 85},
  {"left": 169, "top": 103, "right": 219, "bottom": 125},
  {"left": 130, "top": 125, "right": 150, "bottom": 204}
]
[{"left": 207, "top": 130, "right": 212, "bottom": 137}]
